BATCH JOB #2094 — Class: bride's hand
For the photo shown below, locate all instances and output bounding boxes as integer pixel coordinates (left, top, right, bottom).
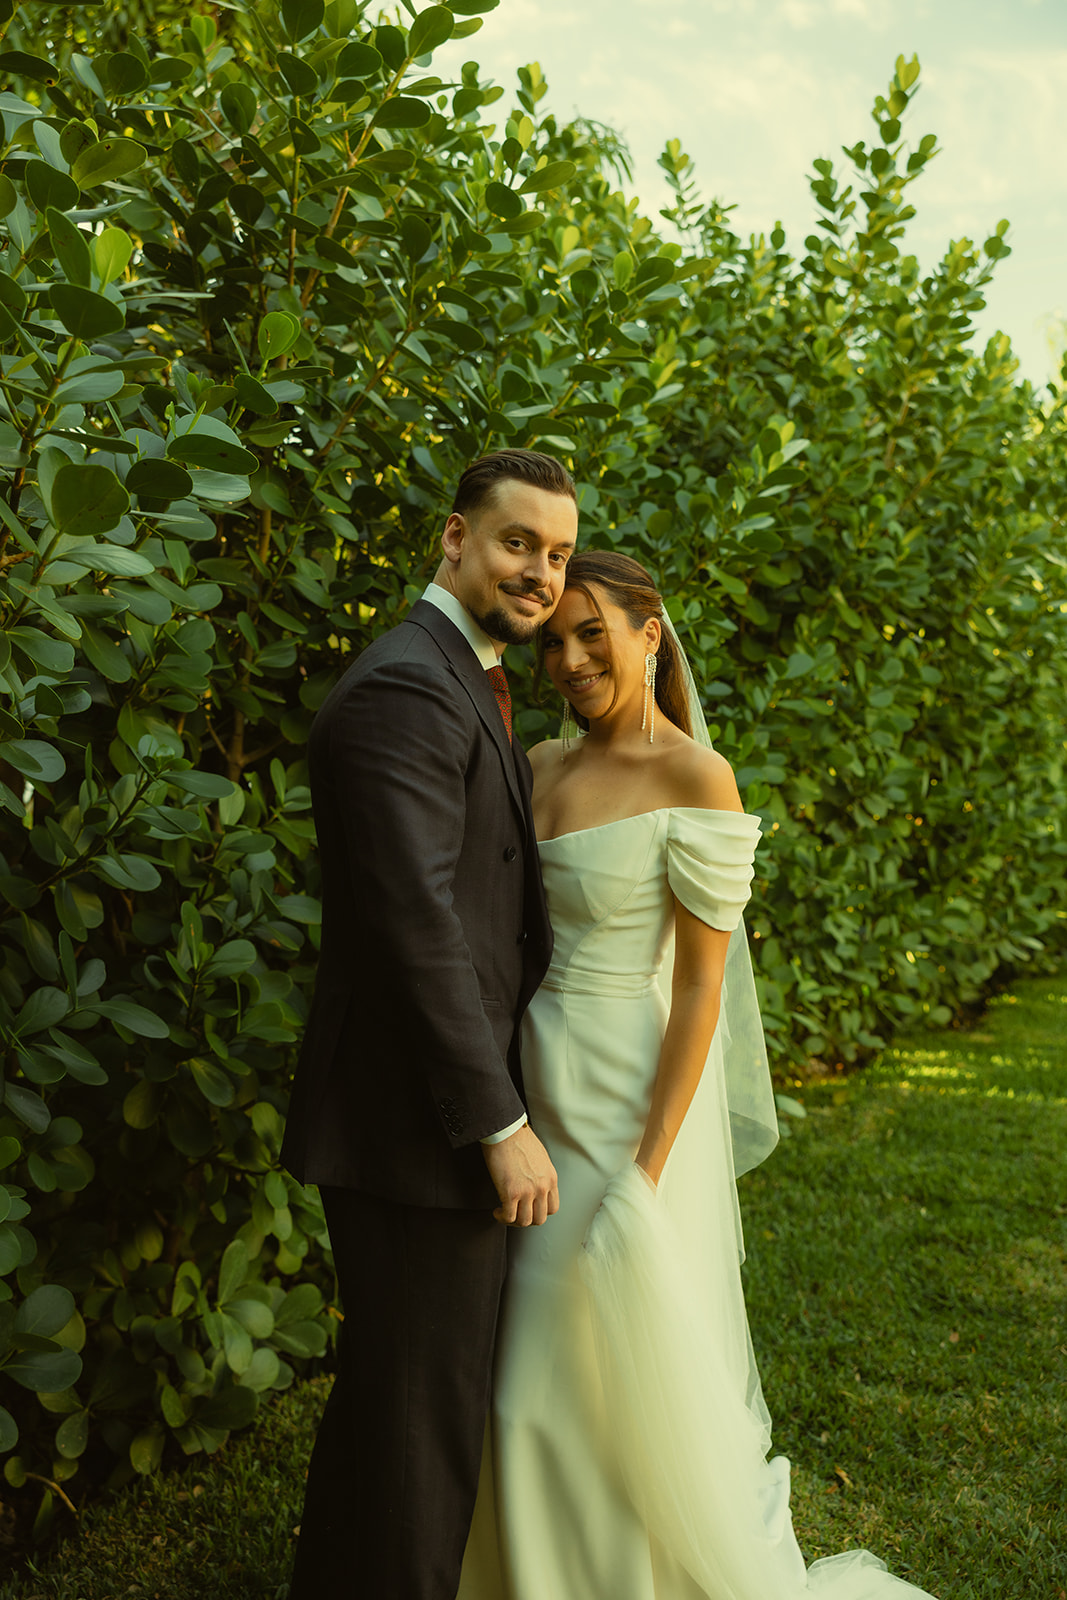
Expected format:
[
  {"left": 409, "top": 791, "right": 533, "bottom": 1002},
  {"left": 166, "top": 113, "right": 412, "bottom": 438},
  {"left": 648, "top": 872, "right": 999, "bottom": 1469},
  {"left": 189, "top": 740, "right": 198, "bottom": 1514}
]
[{"left": 633, "top": 1157, "right": 659, "bottom": 1189}]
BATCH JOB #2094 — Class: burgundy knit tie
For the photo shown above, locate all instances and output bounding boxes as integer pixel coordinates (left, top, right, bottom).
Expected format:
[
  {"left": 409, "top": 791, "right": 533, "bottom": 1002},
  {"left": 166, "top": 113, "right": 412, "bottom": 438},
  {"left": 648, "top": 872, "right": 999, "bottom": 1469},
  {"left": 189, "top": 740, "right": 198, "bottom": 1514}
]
[{"left": 486, "top": 664, "right": 512, "bottom": 744}]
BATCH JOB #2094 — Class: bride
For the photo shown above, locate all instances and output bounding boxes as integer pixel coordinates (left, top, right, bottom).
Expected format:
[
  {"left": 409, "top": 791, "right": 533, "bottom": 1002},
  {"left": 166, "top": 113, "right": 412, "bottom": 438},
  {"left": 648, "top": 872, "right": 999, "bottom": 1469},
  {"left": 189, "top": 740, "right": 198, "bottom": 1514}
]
[{"left": 458, "top": 551, "right": 938, "bottom": 1599}]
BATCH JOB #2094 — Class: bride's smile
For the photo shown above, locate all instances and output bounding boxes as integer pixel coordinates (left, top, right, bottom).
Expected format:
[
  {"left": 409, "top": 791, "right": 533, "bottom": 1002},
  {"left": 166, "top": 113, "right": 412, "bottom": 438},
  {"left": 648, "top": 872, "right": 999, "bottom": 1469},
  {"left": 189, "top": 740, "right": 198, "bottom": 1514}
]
[{"left": 542, "top": 586, "right": 659, "bottom": 732}]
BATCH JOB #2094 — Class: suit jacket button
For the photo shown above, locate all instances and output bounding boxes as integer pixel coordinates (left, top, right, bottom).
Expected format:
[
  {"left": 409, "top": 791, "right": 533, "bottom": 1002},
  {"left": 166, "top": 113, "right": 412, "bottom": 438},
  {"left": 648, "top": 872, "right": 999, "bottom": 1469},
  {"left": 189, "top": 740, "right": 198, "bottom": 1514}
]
[{"left": 503, "top": 846, "right": 517, "bottom": 862}]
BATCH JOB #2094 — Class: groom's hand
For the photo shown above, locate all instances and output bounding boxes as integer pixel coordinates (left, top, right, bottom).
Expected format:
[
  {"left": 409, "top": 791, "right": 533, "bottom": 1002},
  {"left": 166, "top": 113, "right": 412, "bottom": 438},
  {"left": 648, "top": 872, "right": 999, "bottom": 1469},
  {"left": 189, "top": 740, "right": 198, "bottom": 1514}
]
[{"left": 483, "top": 1125, "right": 559, "bottom": 1227}]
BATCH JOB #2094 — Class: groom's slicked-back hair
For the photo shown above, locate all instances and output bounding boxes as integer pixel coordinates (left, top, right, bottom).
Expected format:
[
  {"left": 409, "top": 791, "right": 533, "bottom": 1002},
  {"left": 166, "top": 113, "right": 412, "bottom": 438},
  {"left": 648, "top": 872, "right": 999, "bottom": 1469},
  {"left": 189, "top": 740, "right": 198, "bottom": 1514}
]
[{"left": 452, "top": 449, "right": 576, "bottom": 520}]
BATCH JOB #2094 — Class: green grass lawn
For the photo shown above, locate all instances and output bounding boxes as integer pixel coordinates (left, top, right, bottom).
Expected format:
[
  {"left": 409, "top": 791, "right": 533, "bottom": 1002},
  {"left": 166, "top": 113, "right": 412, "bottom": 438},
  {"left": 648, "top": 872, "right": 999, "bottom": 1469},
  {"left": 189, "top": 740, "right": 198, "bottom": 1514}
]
[{"left": 3, "top": 972, "right": 1065, "bottom": 1599}]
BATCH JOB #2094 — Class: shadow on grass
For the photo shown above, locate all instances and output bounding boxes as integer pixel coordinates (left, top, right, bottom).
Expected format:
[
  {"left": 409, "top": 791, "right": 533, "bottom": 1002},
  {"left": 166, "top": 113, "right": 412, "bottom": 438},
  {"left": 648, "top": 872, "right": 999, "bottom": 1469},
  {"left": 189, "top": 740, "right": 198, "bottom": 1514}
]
[{"left": 3, "top": 975, "right": 1064, "bottom": 1600}]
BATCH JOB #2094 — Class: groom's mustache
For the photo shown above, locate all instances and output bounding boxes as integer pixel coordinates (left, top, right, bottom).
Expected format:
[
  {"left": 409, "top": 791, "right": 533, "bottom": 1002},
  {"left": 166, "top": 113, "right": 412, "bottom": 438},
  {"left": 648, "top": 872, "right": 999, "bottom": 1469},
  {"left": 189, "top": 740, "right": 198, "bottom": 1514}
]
[{"left": 500, "top": 581, "right": 550, "bottom": 607}]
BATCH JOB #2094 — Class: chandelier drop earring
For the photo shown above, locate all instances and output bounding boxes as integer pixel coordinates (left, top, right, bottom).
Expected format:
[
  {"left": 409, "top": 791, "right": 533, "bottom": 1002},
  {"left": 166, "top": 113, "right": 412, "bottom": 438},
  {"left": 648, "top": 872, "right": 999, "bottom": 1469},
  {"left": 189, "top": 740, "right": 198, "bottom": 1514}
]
[
  {"left": 561, "top": 697, "right": 575, "bottom": 757},
  {"left": 641, "top": 651, "right": 658, "bottom": 744}
]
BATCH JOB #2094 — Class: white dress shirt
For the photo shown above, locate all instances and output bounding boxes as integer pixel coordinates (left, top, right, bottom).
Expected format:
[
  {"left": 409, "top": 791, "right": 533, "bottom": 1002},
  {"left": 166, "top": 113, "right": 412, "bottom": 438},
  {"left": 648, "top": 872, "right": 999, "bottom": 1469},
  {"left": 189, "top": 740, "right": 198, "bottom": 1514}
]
[{"left": 420, "top": 584, "right": 528, "bottom": 1147}]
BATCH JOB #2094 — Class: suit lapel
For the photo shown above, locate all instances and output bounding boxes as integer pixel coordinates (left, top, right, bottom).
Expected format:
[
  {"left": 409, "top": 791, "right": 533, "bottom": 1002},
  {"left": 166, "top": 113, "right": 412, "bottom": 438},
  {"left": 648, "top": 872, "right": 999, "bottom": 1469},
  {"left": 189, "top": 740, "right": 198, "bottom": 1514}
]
[{"left": 405, "top": 601, "right": 526, "bottom": 830}]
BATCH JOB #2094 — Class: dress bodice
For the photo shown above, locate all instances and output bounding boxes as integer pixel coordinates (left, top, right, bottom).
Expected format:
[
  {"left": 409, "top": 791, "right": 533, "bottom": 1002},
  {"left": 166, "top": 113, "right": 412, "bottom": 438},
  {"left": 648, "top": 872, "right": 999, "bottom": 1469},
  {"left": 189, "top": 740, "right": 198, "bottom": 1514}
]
[{"left": 537, "top": 808, "right": 762, "bottom": 995}]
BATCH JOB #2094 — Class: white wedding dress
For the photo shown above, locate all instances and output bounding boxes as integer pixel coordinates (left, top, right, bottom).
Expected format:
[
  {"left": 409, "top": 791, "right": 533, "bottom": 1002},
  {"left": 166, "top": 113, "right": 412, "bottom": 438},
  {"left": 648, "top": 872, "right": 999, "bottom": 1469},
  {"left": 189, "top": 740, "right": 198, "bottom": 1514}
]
[{"left": 459, "top": 807, "right": 937, "bottom": 1600}]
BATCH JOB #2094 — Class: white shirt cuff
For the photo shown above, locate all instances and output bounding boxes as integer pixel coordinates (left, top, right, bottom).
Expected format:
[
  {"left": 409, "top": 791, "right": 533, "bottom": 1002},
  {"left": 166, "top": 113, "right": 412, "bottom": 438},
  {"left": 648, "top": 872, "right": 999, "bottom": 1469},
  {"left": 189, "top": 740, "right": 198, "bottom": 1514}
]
[{"left": 480, "top": 1114, "right": 528, "bottom": 1146}]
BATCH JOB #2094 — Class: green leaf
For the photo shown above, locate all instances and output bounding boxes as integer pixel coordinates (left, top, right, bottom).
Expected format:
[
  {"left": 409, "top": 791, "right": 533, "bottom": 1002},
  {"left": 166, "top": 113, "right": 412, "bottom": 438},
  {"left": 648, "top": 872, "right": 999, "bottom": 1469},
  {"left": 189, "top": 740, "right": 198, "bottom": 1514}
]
[
  {"left": 237, "top": 1347, "right": 281, "bottom": 1392},
  {"left": 89, "top": 1000, "right": 170, "bottom": 1038},
  {"left": 234, "top": 372, "right": 279, "bottom": 416},
  {"left": 0, "top": 1407, "right": 17, "bottom": 1453},
  {"left": 274, "top": 894, "right": 322, "bottom": 924},
  {"left": 494, "top": 211, "right": 545, "bottom": 236},
  {"left": 276, "top": 1282, "right": 324, "bottom": 1327},
  {"left": 63, "top": 542, "right": 153, "bottom": 577},
  {"left": 398, "top": 214, "right": 432, "bottom": 261},
  {"left": 775, "top": 1093, "right": 808, "bottom": 1120},
  {"left": 426, "top": 317, "right": 484, "bottom": 352},
  {"left": 92, "top": 853, "right": 162, "bottom": 892},
  {"left": 409, "top": 4, "right": 454, "bottom": 56},
  {"left": 518, "top": 160, "right": 576, "bottom": 195},
  {"left": 0, "top": 268, "right": 27, "bottom": 318},
  {"left": 0, "top": 175, "right": 15, "bottom": 218},
  {"left": 272, "top": 1318, "right": 328, "bottom": 1359},
  {"left": 203, "top": 940, "right": 257, "bottom": 979},
  {"left": 49, "top": 463, "right": 130, "bottom": 539},
  {"left": 122, "top": 1078, "right": 160, "bottom": 1129},
  {"left": 189, "top": 1056, "right": 234, "bottom": 1108},
  {"left": 101, "top": 50, "right": 148, "bottom": 96},
  {"left": 0, "top": 1225, "right": 22, "bottom": 1274},
  {"left": 8, "top": 628, "right": 74, "bottom": 674},
  {"left": 55, "top": 1409, "right": 88, "bottom": 1458},
  {"left": 0, "top": 738, "right": 64, "bottom": 783},
  {"left": 198, "top": 1383, "right": 257, "bottom": 1431},
  {"left": 256, "top": 311, "right": 301, "bottom": 363},
  {"left": 70, "top": 136, "right": 146, "bottom": 188},
  {"left": 0, "top": 51, "right": 59, "bottom": 84},
  {"left": 613, "top": 251, "right": 633, "bottom": 289},
  {"left": 226, "top": 1298, "right": 274, "bottom": 1338},
  {"left": 278, "top": 50, "right": 319, "bottom": 97},
  {"left": 49, "top": 284, "right": 125, "bottom": 340},
  {"left": 783, "top": 651, "right": 816, "bottom": 680},
  {"left": 282, "top": 0, "right": 325, "bottom": 42},
  {"left": 2, "top": 1083, "right": 50, "bottom": 1134},
  {"left": 27, "top": 162, "right": 79, "bottom": 214},
  {"left": 15, "top": 1284, "right": 75, "bottom": 1338},
  {"left": 80, "top": 622, "right": 132, "bottom": 683},
  {"left": 336, "top": 41, "right": 382, "bottom": 77},
  {"left": 372, "top": 95, "right": 432, "bottom": 129},
  {"left": 484, "top": 180, "right": 523, "bottom": 220},
  {"left": 15, "top": 986, "right": 70, "bottom": 1036},
  {"left": 167, "top": 434, "right": 259, "bottom": 474},
  {"left": 93, "top": 227, "right": 133, "bottom": 286},
  {"left": 168, "top": 770, "right": 238, "bottom": 799},
  {"left": 220, "top": 81, "right": 257, "bottom": 135},
  {"left": 4, "top": 1347, "right": 81, "bottom": 1393},
  {"left": 126, "top": 457, "right": 193, "bottom": 502},
  {"left": 129, "top": 1426, "right": 164, "bottom": 1475},
  {"left": 218, "top": 1239, "right": 249, "bottom": 1305},
  {"left": 54, "top": 368, "right": 126, "bottom": 405}
]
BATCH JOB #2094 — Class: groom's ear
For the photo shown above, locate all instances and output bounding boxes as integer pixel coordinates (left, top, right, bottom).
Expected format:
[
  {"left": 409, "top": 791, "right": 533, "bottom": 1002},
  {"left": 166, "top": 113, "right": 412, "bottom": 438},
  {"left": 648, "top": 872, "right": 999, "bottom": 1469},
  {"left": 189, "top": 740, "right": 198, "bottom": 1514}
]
[{"left": 441, "top": 512, "right": 466, "bottom": 564}]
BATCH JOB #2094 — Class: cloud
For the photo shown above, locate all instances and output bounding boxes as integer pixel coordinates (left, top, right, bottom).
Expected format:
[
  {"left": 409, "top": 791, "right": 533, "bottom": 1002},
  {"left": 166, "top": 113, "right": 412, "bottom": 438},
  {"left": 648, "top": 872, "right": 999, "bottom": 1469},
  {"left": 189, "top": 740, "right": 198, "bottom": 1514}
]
[
  {"left": 434, "top": 0, "right": 1067, "bottom": 381},
  {"left": 779, "top": 0, "right": 819, "bottom": 27}
]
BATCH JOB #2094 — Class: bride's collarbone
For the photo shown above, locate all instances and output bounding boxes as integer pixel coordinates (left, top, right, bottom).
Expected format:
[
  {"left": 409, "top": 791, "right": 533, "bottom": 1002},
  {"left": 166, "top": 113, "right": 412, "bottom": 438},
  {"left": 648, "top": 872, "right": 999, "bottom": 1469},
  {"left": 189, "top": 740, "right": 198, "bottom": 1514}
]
[{"left": 534, "top": 765, "right": 677, "bottom": 843}]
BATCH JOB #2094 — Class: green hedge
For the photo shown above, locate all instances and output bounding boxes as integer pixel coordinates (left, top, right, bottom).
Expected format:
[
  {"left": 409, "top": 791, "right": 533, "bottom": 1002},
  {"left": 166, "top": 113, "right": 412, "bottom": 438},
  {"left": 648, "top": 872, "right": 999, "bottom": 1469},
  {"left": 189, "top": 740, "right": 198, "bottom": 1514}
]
[{"left": 0, "top": 0, "right": 1064, "bottom": 1530}]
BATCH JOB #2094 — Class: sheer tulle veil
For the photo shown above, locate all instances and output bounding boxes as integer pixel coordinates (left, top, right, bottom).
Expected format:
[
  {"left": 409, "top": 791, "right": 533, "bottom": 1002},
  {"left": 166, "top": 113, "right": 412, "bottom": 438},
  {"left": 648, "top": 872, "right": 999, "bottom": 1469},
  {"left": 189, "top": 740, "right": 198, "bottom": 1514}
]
[
  {"left": 658, "top": 611, "right": 779, "bottom": 1202},
  {"left": 574, "top": 616, "right": 932, "bottom": 1598}
]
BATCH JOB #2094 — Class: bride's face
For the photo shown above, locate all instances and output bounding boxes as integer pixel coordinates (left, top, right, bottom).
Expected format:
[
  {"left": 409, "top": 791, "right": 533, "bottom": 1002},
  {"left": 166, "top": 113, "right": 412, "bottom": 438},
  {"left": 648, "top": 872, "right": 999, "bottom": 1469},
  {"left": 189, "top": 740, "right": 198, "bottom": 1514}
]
[{"left": 542, "top": 584, "right": 660, "bottom": 728}]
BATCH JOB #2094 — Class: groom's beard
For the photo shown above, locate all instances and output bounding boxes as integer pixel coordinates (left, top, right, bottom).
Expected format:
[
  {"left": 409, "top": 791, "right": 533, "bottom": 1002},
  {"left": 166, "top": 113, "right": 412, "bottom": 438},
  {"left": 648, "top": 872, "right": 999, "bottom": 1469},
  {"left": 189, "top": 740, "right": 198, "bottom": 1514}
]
[{"left": 473, "top": 583, "right": 551, "bottom": 647}]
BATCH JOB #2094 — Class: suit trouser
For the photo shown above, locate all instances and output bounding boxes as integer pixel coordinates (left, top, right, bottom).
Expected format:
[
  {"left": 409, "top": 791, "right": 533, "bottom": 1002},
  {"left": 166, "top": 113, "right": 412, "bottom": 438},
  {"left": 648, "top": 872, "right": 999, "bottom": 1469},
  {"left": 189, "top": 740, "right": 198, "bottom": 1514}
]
[{"left": 287, "top": 1186, "right": 507, "bottom": 1600}]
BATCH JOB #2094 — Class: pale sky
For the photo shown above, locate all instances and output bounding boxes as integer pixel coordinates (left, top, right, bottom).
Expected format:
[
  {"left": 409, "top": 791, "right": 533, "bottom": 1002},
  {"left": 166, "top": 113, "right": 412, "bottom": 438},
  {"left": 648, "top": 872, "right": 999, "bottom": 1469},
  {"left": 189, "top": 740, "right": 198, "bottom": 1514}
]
[{"left": 438, "top": 0, "right": 1066, "bottom": 388}]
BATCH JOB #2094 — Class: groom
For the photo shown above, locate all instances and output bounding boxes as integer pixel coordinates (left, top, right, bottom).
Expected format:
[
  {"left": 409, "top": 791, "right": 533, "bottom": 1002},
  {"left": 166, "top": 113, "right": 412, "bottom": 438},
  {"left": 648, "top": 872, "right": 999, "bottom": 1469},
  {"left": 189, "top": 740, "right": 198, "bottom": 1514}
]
[{"left": 282, "top": 449, "right": 579, "bottom": 1599}]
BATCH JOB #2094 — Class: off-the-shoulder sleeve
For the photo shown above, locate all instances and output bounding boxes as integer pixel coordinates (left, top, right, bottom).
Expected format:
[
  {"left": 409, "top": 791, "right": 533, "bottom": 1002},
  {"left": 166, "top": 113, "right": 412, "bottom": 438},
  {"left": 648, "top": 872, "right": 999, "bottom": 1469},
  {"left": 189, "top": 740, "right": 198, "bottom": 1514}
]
[{"left": 666, "top": 808, "right": 762, "bottom": 932}]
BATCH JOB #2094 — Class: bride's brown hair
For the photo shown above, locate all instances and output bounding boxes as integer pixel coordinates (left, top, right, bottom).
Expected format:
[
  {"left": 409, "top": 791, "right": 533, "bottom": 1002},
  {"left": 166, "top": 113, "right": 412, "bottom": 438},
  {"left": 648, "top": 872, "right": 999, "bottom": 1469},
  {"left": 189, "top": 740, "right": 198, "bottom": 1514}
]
[{"left": 547, "top": 551, "right": 694, "bottom": 738}]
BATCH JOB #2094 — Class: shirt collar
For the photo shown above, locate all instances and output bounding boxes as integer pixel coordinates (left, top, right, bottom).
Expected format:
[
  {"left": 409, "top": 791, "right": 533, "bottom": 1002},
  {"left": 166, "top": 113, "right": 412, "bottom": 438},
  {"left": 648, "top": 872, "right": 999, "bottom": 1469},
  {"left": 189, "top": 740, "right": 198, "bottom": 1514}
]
[{"left": 421, "top": 583, "right": 501, "bottom": 671}]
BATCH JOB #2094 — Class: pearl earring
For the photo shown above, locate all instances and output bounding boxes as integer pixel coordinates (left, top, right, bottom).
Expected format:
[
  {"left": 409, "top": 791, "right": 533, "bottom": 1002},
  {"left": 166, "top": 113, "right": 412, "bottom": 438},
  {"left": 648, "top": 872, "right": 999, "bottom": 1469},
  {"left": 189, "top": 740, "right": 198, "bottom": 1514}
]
[{"left": 641, "top": 652, "right": 657, "bottom": 744}]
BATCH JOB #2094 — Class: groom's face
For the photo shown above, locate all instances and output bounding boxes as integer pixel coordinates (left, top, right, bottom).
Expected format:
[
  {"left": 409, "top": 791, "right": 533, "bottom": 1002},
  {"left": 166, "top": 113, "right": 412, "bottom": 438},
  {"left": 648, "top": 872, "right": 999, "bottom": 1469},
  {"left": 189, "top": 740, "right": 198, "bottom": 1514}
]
[{"left": 441, "top": 479, "right": 577, "bottom": 647}]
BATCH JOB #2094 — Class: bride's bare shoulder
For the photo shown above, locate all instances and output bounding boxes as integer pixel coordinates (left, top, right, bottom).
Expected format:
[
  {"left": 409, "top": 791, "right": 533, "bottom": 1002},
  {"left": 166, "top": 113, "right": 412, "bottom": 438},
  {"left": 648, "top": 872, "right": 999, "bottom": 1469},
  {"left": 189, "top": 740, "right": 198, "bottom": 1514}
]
[
  {"left": 527, "top": 738, "right": 564, "bottom": 778},
  {"left": 663, "top": 740, "right": 743, "bottom": 814}
]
